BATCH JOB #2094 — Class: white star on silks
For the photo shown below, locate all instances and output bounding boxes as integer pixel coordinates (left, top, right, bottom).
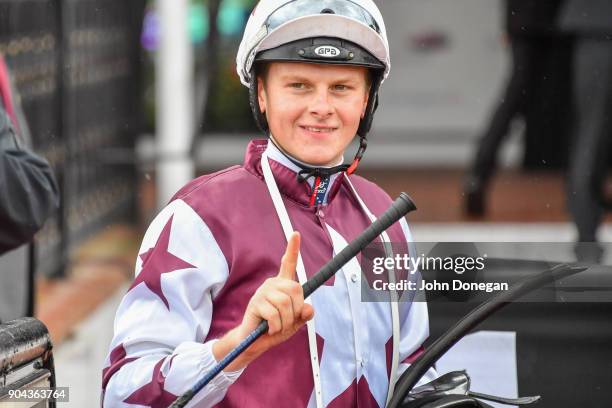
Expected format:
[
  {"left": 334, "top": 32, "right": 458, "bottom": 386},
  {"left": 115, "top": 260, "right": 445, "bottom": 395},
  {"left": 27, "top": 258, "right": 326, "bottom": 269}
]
[{"left": 129, "top": 215, "right": 196, "bottom": 309}]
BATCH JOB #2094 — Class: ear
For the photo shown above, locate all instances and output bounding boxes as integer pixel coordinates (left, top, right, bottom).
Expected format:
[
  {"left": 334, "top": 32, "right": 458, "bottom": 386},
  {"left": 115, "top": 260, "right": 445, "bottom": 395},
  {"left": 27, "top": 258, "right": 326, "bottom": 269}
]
[{"left": 257, "top": 77, "right": 267, "bottom": 114}]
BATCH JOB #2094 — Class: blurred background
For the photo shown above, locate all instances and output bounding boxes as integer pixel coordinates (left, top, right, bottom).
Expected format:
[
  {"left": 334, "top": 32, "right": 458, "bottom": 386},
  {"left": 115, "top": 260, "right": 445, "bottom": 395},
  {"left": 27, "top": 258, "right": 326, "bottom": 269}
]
[{"left": 1, "top": 0, "right": 611, "bottom": 406}]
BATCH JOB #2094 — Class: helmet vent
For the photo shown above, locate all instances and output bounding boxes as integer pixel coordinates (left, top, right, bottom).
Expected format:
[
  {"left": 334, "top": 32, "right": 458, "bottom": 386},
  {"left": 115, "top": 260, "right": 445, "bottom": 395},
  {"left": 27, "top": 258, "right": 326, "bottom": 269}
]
[{"left": 320, "top": 8, "right": 335, "bottom": 14}]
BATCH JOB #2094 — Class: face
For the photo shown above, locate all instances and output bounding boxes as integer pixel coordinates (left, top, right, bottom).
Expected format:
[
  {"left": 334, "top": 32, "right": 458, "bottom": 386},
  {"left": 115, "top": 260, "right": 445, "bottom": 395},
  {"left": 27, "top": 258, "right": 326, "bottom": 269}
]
[{"left": 258, "top": 62, "right": 370, "bottom": 166}]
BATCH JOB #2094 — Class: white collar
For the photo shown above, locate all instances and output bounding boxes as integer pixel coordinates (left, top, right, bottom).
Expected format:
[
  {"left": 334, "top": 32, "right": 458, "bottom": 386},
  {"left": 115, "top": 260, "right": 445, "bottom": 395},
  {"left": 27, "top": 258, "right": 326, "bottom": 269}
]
[{"left": 264, "top": 138, "right": 344, "bottom": 190}]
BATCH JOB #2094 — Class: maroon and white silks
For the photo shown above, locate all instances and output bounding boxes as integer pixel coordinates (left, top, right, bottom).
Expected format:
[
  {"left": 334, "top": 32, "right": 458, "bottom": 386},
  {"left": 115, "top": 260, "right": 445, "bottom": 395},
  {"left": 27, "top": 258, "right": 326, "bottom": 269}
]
[{"left": 101, "top": 139, "right": 435, "bottom": 408}]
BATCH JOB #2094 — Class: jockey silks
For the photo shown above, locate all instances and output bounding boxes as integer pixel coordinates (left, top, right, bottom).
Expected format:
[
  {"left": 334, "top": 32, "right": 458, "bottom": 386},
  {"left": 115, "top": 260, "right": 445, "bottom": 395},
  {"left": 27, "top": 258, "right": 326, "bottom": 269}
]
[{"left": 101, "top": 139, "right": 434, "bottom": 408}]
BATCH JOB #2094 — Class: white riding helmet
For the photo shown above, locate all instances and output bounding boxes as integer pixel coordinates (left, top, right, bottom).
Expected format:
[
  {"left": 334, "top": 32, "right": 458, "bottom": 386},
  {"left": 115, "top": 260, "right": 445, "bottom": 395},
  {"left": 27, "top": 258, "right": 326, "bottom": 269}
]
[
  {"left": 236, "top": 0, "right": 391, "bottom": 86},
  {"left": 236, "top": 0, "right": 390, "bottom": 160}
]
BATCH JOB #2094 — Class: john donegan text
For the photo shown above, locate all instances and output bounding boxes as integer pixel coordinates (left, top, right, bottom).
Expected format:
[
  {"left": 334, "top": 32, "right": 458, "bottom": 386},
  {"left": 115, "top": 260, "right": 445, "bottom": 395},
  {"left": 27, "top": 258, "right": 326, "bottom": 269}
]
[{"left": 372, "top": 278, "right": 509, "bottom": 293}]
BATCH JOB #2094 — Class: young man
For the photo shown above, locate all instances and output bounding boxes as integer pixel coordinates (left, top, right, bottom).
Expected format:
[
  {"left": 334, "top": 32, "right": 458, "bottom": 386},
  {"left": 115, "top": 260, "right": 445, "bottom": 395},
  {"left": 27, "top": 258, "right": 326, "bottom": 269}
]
[{"left": 102, "top": 1, "right": 435, "bottom": 406}]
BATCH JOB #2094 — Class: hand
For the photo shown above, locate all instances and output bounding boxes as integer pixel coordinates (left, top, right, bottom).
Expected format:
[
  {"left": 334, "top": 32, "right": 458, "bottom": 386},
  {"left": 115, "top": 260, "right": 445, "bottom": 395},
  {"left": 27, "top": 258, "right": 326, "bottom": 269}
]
[{"left": 213, "top": 232, "right": 314, "bottom": 371}]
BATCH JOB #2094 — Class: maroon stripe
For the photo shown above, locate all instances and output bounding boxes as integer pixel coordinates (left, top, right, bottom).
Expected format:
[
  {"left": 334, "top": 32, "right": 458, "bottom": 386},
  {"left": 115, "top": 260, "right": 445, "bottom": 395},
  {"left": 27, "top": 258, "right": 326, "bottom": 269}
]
[
  {"left": 102, "top": 343, "right": 138, "bottom": 390},
  {"left": 402, "top": 345, "right": 425, "bottom": 365},
  {"left": 123, "top": 356, "right": 177, "bottom": 408}
]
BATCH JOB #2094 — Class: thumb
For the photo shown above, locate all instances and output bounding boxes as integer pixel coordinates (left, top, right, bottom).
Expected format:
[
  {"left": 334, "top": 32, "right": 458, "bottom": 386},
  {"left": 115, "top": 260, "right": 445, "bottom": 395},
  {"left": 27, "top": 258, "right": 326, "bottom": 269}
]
[
  {"left": 301, "top": 303, "right": 314, "bottom": 321},
  {"left": 293, "top": 304, "right": 315, "bottom": 331},
  {"left": 278, "top": 231, "right": 300, "bottom": 280}
]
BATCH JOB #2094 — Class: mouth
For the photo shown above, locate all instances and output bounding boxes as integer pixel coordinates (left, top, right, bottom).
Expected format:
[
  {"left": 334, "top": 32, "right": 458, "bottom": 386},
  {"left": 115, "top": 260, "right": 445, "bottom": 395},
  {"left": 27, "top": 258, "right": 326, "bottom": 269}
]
[{"left": 299, "top": 125, "right": 338, "bottom": 134}]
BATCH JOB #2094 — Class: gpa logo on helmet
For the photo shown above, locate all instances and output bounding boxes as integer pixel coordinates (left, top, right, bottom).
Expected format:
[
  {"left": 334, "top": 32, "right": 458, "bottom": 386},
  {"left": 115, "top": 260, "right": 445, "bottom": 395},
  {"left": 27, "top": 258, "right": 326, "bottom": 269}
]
[{"left": 314, "top": 45, "right": 340, "bottom": 58}]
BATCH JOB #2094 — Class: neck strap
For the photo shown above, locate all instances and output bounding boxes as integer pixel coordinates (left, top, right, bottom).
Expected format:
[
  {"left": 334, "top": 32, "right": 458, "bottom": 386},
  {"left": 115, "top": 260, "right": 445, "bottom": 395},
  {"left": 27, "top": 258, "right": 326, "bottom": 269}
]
[{"left": 268, "top": 136, "right": 367, "bottom": 182}]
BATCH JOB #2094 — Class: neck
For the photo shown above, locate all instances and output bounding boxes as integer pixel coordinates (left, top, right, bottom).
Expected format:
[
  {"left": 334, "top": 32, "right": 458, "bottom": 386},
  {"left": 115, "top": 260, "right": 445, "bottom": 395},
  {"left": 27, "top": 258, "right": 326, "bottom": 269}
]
[
  {"left": 268, "top": 134, "right": 344, "bottom": 168},
  {"left": 265, "top": 139, "right": 344, "bottom": 187},
  {"left": 256, "top": 139, "right": 345, "bottom": 207}
]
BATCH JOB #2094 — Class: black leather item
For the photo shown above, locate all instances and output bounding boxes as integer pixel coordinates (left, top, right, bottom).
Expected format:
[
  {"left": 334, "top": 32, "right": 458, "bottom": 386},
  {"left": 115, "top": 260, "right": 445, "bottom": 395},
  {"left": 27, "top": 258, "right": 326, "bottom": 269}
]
[
  {"left": 401, "top": 371, "right": 540, "bottom": 408},
  {"left": 403, "top": 395, "right": 493, "bottom": 408},
  {"left": 405, "top": 371, "right": 471, "bottom": 403},
  {"left": 0, "top": 110, "right": 59, "bottom": 254},
  {"left": 468, "top": 391, "right": 540, "bottom": 406}
]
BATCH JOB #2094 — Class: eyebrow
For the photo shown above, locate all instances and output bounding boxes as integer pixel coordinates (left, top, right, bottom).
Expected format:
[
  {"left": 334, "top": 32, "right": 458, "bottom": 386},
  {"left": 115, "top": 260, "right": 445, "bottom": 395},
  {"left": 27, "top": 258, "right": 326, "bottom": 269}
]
[
  {"left": 279, "top": 74, "right": 361, "bottom": 84},
  {"left": 280, "top": 74, "right": 311, "bottom": 82}
]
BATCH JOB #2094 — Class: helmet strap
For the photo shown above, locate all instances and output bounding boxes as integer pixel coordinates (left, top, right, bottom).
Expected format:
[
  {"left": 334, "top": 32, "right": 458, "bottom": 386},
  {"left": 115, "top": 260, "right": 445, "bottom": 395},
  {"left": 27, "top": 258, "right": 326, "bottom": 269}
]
[
  {"left": 249, "top": 69, "right": 270, "bottom": 133},
  {"left": 357, "top": 72, "right": 383, "bottom": 137},
  {"left": 347, "top": 136, "right": 367, "bottom": 175},
  {"left": 268, "top": 136, "right": 349, "bottom": 181},
  {"left": 268, "top": 133, "right": 367, "bottom": 182}
]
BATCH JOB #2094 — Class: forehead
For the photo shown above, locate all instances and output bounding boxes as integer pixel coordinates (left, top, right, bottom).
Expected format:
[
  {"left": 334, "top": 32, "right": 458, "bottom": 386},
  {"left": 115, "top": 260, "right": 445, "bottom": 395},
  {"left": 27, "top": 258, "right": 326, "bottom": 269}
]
[{"left": 265, "top": 61, "right": 368, "bottom": 81}]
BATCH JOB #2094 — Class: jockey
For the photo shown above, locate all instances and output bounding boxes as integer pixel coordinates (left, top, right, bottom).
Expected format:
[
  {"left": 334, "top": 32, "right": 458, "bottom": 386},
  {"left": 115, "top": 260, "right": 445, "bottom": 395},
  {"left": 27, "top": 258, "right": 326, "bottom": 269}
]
[{"left": 102, "top": 1, "right": 436, "bottom": 407}]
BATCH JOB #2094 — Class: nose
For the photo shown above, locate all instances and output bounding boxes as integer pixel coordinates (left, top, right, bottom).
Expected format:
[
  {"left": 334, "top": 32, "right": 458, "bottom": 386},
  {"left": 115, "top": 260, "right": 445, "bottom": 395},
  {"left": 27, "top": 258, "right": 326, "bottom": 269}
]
[{"left": 308, "top": 86, "right": 334, "bottom": 119}]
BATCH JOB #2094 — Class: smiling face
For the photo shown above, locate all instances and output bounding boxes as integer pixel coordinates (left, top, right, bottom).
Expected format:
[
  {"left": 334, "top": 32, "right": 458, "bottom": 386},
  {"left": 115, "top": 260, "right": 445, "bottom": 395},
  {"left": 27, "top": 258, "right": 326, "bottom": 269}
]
[{"left": 257, "top": 62, "right": 370, "bottom": 166}]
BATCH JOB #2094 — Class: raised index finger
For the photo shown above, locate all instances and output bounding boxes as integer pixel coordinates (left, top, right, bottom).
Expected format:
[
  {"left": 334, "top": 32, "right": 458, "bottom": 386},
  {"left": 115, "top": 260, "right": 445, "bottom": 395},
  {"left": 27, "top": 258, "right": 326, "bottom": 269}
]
[{"left": 278, "top": 231, "right": 300, "bottom": 280}]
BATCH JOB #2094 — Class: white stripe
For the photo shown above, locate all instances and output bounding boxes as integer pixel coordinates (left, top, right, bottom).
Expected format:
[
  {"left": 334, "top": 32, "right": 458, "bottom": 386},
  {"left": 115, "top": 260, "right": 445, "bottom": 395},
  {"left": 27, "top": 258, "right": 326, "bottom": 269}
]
[
  {"left": 343, "top": 175, "right": 400, "bottom": 408},
  {"left": 261, "top": 151, "right": 324, "bottom": 408}
]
